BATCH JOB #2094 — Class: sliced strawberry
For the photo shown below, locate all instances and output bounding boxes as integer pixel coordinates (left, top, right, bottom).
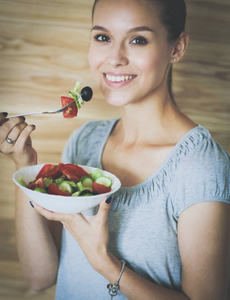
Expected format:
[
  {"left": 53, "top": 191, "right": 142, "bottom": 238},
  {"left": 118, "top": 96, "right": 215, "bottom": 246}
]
[{"left": 92, "top": 182, "right": 112, "bottom": 194}]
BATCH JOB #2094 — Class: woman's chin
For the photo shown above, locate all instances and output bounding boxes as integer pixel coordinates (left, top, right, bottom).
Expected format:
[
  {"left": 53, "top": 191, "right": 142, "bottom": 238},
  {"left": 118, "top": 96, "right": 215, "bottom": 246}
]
[
  {"left": 106, "top": 98, "right": 128, "bottom": 108},
  {"left": 102, "top": 91, "right": 132, "bottom": 107}
]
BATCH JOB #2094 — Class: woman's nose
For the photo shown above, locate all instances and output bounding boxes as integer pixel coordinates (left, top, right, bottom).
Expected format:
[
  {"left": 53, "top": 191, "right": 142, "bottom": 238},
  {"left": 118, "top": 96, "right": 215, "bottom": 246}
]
[{"left": 107, "top": 44, "right": 128, "bottom": 67}]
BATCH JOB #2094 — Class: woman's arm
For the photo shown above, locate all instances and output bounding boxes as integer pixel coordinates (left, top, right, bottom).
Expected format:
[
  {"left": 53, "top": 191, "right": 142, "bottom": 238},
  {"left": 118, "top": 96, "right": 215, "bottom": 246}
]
[
  {"left": 15, "top": 188, "right": 62, "bottom": 291},
  {"left": 178, "top": 201, "right": 230, "bottom": 300},
  {"left": 0, "top": 113, "right": 62, "bottom": 291},
  {"left": 113, "top": 201, "right": 229, "bottom": 300},
  {"left": 97, "top": 253, "right": 190, "bottom": 300}
]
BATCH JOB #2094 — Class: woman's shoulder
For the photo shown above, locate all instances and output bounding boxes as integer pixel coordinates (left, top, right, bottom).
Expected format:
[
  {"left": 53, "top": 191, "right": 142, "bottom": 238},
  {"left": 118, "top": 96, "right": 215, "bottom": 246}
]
[
  {"left": 163, "top": 124, "right": 229, "bottom": 199},
  {"left": 72, "top": 119, "right": 117, "bottom": 138},
  {"left": 65, "top": 119, "right": 118, "bottom": 146},
  {"left": 176, "top": 125, "right": 229, "bottom": 170},
  {"left": 170, "top": 125, "right": 230, "bottom": 217}
]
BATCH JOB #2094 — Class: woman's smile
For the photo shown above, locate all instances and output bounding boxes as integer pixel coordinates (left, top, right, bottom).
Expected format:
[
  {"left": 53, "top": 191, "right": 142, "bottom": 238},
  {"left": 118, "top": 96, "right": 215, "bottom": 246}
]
[{"left": 103, "top": 73, "right": 136, "bottom": 87}]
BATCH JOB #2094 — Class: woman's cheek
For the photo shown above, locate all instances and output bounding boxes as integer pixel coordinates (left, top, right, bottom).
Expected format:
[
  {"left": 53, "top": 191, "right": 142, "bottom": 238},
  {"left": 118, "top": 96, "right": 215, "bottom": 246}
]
[
  {"left": 88, "top": 50, "right": 101, "bottom": 81},
  {"left": 88, "top": 47, "right": 94, "bottom": 72}
]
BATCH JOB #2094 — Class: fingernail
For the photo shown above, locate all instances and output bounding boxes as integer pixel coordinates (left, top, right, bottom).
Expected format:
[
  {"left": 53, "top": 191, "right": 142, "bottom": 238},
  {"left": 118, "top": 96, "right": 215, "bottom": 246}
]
[
  {"left": 21, "top": 116, "right": 25, "bottom": 120},
  {"left": 32, "top": 124, "right": 36, "bottom": 129},
  {"left": 105, "top": 196, "right": 112, "bottom": 204},
  {"left": 1, "top": 112, "right": 8, "bottom": 117},
  {"left": 29, "top": 201, "right": 34, "bottom": 208}
]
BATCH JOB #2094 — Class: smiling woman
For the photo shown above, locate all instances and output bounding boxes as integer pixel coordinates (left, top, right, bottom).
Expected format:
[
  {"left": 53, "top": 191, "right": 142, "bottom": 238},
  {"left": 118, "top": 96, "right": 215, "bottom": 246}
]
[
  {"left": 53, "top": 0, "right": 230, "bottom": 299},
  {"left": 0, "top": 0, "right": 230, "bottom": 300}
]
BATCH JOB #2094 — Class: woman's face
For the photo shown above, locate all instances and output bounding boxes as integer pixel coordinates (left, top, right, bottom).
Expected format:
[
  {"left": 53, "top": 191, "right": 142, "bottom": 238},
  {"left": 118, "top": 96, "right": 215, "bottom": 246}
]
[{"left": 88, "top": 0, "right": 173, "bottom": 107}]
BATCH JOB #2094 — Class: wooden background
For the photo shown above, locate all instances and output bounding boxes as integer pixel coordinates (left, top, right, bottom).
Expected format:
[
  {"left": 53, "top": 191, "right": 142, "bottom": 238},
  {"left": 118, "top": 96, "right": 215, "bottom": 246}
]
[{"left": 0, "top": 0, "right": 229, "bottom": 299}]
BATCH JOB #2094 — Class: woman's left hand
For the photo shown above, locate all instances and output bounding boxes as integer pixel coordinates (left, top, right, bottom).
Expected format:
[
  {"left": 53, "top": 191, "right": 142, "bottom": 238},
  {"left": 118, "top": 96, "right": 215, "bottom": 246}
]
[{"left": 33, "top": 197, "right": 112, "bottom": 271}]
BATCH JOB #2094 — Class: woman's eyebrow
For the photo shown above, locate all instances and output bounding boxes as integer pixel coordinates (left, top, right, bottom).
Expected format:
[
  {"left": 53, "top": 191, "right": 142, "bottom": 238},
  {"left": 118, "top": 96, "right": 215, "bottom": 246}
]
[
  {"left": 91, "top": 25, "right": 154, "bottom": 34},
  {"left": 92, "top": 25, "right": 108, "bottom": 32},
  {"left": 127, "top": 26, "right": 154, "bottom": 33}
]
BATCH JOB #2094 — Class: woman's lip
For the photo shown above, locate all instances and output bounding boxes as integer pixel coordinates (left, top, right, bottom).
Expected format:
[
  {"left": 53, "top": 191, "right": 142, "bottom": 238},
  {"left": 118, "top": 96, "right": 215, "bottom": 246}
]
[{"left": 103, "top": 73, "right": 136, "bottom": 86}]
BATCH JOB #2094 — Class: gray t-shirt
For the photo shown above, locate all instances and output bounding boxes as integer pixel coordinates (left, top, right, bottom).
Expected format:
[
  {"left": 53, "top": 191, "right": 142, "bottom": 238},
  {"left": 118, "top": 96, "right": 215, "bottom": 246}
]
[{"left": 55, "top": 119, "right": 230, "bottom": 300}]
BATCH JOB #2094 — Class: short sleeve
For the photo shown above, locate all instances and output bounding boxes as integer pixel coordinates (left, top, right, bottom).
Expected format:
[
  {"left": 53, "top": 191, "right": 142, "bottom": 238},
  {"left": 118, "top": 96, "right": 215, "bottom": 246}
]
[{"left": 171, "top": 137, "right": 230, "bottom": 219}]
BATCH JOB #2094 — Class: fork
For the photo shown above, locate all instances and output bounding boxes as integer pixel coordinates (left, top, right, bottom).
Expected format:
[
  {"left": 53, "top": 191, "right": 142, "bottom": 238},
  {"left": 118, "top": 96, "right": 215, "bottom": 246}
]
[
  {"left": 7, "top": 86, "right": 93, "bottom": 119},
  {"left": 7, "top": 99, "right": 76, "bottom": 119}
]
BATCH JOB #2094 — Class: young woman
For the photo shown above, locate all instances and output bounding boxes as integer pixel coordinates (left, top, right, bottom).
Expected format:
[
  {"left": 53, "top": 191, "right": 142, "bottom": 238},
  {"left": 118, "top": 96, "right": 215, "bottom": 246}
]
[{"left": 0, "top": 0, "right": 229, "bottom": 299}]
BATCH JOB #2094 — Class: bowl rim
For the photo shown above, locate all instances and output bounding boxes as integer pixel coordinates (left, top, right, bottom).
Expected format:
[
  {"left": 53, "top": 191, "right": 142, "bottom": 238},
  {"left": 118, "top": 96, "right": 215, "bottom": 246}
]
[{"left": 13, "top": 163, "right": 121, "bottom": 199}]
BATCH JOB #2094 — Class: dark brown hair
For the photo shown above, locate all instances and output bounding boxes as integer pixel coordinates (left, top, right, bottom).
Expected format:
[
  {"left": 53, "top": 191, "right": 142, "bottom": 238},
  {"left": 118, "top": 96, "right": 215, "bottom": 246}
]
[{"left": 91, "top": 0, "right": 187, "bottom": 104}]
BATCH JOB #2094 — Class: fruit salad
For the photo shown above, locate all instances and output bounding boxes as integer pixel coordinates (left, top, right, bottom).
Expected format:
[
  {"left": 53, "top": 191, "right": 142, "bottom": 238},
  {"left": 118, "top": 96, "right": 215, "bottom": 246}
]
[{"left": 17, "top": 163, "right": 112, "bottom": 197}]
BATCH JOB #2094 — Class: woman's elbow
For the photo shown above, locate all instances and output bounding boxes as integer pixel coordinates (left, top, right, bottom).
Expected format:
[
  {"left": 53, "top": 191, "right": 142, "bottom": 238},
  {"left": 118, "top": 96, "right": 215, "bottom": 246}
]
[{"left": 25, "top": 271, "right": 57, "bottom": 292}]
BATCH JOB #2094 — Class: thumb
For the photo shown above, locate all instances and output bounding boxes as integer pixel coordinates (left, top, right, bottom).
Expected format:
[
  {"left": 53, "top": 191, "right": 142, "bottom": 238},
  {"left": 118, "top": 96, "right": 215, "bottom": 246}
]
[{"left": 97, "top": 196, "right": 112, "bottom": 225}]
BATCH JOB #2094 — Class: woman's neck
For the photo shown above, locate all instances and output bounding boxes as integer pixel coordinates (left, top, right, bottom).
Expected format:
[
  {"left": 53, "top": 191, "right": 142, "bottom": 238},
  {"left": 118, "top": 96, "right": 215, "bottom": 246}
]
[{"left": 114, "top": 95, "right": 196, "bottom": 147}]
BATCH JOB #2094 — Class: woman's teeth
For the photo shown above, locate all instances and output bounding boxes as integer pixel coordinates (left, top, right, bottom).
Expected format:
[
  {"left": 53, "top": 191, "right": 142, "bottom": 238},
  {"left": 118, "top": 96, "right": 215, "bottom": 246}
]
[{"left": 105, "top": 74, "right": 135, "bottom": 82}]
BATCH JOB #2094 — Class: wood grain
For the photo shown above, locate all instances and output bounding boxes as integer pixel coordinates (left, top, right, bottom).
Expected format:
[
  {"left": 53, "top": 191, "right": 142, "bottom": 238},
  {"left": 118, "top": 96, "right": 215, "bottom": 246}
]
[{"left": 0, "top": 0, "right": 229, "bottom": 298}]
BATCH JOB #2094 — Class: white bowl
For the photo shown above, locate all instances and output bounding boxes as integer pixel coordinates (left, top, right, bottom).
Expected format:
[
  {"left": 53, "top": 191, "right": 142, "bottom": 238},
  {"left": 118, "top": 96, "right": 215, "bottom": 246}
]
[{"left": 13, "top": 164, "right": 121, "bottom": 213}]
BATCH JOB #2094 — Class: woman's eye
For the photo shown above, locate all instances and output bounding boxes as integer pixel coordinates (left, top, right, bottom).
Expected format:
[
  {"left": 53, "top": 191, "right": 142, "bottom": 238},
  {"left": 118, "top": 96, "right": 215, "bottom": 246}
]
[
  {"left": 131, "top": 37, "right": 148, "bottom": 45},
  {"left": 94, "top": 34, "right": 110, "bottom": 42}
]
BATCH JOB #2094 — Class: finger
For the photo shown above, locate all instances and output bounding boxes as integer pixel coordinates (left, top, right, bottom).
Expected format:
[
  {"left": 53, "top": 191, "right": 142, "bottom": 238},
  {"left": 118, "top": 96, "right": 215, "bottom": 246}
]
[
  {"left": 62, "top": 213, "right": 89, "bottom": 229},
  {"left": 0, "top": 116, "right": 27, "bottom": 144},
  {"left": 5, "top": 122, "right": 28, "bottom": 146},
  {"left": 0, "top": 112, "right": 8, "bottom": 125},
  {"left": 33, "top": 202, "right": 72, "bottom": 222},
  {"left": 2, "top": 116, "right": 26, "bottom": 127},
  {"left": 96, "top": 196, "right": 112, "bottom": 225},
  {"left": 14, "top": 124, "right": 36, "bottom": 150}
]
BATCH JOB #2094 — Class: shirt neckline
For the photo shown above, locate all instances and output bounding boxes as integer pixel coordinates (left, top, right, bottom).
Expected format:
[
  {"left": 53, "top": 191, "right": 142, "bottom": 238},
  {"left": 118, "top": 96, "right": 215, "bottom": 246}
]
[{"left": 97, "top": 120, "right": 207, "bottom": 190}]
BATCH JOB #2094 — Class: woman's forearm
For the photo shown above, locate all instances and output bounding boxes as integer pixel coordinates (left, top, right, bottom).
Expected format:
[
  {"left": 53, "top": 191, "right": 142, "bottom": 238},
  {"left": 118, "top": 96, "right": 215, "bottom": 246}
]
[
  {"left": 98, "top": 252, "right": 190, "bottom": 300},
  {"left": 15, "top": 186, "right": 60, "bottom": 291}
]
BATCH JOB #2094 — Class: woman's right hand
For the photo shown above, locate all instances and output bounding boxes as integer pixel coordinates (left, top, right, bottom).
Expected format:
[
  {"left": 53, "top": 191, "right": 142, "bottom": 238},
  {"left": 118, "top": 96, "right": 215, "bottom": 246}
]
[{"left": 0, "top": 112, "right": 37, "bottom": 169}]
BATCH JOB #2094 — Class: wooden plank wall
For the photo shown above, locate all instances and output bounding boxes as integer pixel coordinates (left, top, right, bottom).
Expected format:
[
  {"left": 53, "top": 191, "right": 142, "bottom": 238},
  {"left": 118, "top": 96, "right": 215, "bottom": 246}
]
[{"left": 0, "top": 0, "right": 229, "bottom": 299}]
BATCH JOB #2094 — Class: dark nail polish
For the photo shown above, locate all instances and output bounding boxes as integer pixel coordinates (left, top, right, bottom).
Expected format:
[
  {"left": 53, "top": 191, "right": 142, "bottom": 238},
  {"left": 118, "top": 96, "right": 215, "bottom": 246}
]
[
  {"left": 1, "top": 112, "right": 8, "bottom": 117},
  {"left": 21, "top": 116, "right": 25, "bottom": 120},
  {"left": 29, "top": 201, "right": 34, "bottom": 208},
  {"left": 105, "top": 196, "right": 112, "bottom": 204}
]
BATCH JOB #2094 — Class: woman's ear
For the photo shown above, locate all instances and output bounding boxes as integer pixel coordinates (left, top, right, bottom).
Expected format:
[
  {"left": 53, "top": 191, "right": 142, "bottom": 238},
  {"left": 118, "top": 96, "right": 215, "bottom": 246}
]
[{"left": 171, "top": 32, "right": 189, "bottom": 63}]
